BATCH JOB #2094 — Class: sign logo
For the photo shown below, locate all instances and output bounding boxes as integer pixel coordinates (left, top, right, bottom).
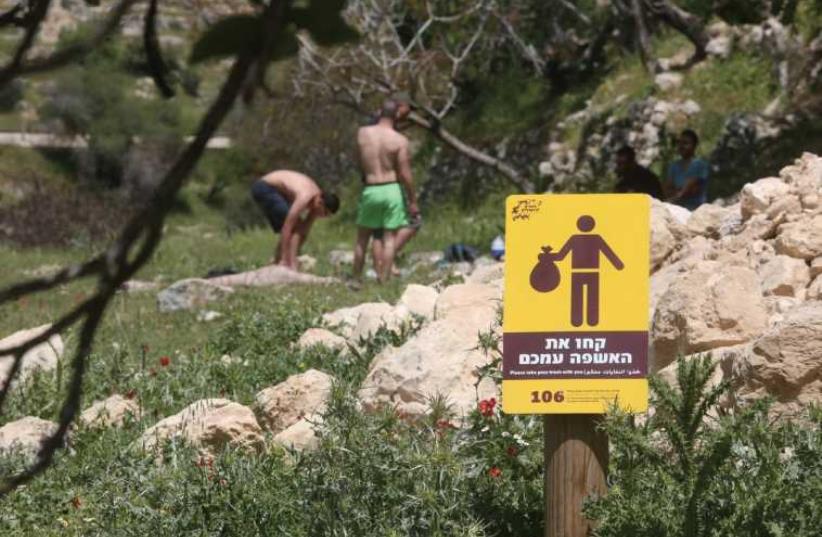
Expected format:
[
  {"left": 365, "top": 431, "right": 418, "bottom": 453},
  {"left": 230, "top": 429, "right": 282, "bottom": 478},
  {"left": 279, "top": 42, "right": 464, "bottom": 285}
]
[{"left": 502, "top": 195, "right": 650, "bottom": 414}]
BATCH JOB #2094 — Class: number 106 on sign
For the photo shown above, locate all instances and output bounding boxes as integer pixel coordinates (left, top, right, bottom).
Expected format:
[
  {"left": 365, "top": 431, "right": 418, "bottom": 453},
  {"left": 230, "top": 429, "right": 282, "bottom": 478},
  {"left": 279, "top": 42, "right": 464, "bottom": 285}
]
[{"left": 531, "top": 390, "right": 565, "bottom": 403}]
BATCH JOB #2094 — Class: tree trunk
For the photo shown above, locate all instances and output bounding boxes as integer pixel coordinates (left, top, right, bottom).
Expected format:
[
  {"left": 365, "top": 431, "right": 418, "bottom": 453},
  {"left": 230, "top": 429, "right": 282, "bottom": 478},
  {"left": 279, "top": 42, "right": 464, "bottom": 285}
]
[
  {"left": 632, "top": 0, "right": 657, "bottom": 73},
  {"left": 648, "top": 0, "right": 708, "bottom": 65},
  {"left": 409, "top": 112, "right": 536, "bottom": 193}
]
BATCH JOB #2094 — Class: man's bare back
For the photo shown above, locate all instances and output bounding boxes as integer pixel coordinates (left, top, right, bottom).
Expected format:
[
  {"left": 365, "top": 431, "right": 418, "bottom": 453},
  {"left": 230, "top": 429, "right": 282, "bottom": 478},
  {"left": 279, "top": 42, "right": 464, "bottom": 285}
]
[
  {"left": 357, "top": 125, "right": 409, "bottom": 185},
  {"left": 260, "top": 170, "right": 321, "bottom": 203}
]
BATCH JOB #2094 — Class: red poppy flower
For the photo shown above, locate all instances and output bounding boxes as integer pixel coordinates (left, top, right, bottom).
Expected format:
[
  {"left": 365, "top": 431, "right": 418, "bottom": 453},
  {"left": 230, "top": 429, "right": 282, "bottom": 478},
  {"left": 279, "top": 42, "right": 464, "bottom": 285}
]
[
  {"left": 507, "top": 445, "right": 518, "bottom": 457},
  {"left": 125, "top": 389, "right": 137, "bottom": 400},
  {"left": 159, "top": 356, "right": 171, "bottom": 367},
  {"left": 488, "top": 466, "right": 502, "bottom": 478},
  {"left": 71, "top": 496, "right": 82, "bottom": 509},
  {"left": 478, "top": 398, "right": 497, "bottom": 417}
]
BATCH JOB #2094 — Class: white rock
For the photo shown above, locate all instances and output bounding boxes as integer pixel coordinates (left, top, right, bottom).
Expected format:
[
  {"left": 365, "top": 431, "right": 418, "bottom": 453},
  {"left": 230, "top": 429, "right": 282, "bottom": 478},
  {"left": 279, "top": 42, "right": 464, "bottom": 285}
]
[
  {"left": 0, "top": 417, "right": 59, "bottom": 459},
  {"left": 655, "top": 72, "right": 684, "bottom": 92},
  {"left": 735, "top": 303, "right": 822, "bottom": 417},
  {"left": 196, "top": 310, "right": 223, "bottom": 322},
  {"left": 255, "top": 369, "right": 333, "bottom": 434},
  {"left": 466, "top": 263, "right": 505, "bottom": 287},
  {"left": 0, "top": 325, "right": 64, "bottom": 389},
  {"left": 157, "top": 278, "right": 234, "bottom": 312},
  {"left": 687, "top": 204, "right": 734, "bottom": 238},
  {"left": 706, "top": 35, "right": 733, "bottom": 58},
  {"left": 397, "top": 284, "right": 439, "bottom": 320},
  {"left": 740, "top": 177, "right": 792, "bottom": 219},
  {"left": 139, "top": 399, "right": 264, "bottom": 454},
  {"left": 774, "top": 214, "right": 822, "bottom": 260},
  {"left": 273, "top": 416, "right": 322, "bottom": 451},
  {"left": 757, "top": 255, "right": 811, "bottom": 297},
  {"left": 651, "top": 261, "right": 769, "bottom": 371},
  {"left": 807, "top": 276, "right": 822, "bottom": 301},
  {"left": 434, "top": 283, "right": 501, "bottom": 322},
  {"left": 295, "top": 328, "right": 348, "bottom": 352},
  {"left": 359, "top": 313, "right": 498, "bottom": 418},
  {"left": 79, "top": 395, "right": 141, "bottom": 429},
  {"left": 208, "top": 266, "right": 336, "bottom": 287},
  {"left": 322, "top": 302, "right": 408, "bottom": 340}
]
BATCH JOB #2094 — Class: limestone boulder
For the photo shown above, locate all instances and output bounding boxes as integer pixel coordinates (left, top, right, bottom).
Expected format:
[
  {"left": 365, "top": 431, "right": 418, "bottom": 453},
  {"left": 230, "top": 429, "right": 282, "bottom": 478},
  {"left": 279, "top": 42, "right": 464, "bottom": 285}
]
[
  {"left": 398, "top": 284, "right": 439, "bottom": 320},
  {"left": 295, "top": 328, "right": 348, "bottom": 352},
  {"left": 779, "top": 152, "right": 822, "bottom": 209},
  {"left": 774, "top": 214, "right": 822, "bottom": 260},
  {"left": 0, "top": 325, "right": 64, "bottom": 389},
  {"left": 757, "top": 255, "right": 811, "bottom": 297},
  {"left": 208, "top": 265, "right": 336, "bottom": 287},
  {"left": 322, "top": 302, "right": 409, "bottom": 340},
  {"left": 466, "top": 262, "right": 505, "bottom": 287},
  {"left": 254, "top": 369, "right": 334, "bottom": 434},
  {"left": 655, "top": 72, "right": 683, "bottom": 92},
  {"left": 79, "top": 395, "right": 141, "bottom": 429},
  {"left": 740, "top": 177, "right": 792, "bottom": 219},
  {"left": 434, "top": 283, "right": 501, "bottom": 323},
  {"left": 273, "top": 417, "right": 322, "bottom": 451},
  {"left": 687, "top": 204, "right": 735, "bottom": 239},
  {"left": 807, "top": 276, "right": 822, "bottom": 301},
  {"left": 0, "top": 417, "right": 59, "bottom": 458},
  {"left": 157, "top": 278, "right": 233, "bottom": 312},
  {"left": 651, "top": 261, "right": 768, "bottom": 371},
  {"left": 650, "top": 200, "right": 689, "bottom": 270},
  {"left": 810, "top": 257, "right": 822, "bottom": 279},
  {"left": 139, "top": 399, "right": 264, "bottom": 454},
  {"left": 359, "top": 314, "right": 498, "bottom": 418},
  {"left": 735, "top": 303, "right": 822, "bottom": 416}
]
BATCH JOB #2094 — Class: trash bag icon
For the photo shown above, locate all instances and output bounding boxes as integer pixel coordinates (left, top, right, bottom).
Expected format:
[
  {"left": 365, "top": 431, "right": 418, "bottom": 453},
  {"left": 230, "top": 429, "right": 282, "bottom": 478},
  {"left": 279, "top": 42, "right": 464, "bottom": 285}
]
[{"left": 530, "top": 246, "right": 561, "bottom": 293}]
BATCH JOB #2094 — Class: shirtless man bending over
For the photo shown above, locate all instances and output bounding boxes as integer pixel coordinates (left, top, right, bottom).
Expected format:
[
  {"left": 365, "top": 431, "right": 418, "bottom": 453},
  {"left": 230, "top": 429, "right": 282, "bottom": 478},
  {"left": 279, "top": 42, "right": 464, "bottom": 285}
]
[
  {"left": 354, "top": 99, "right": 419, "bottom": 282},
  {"left": 251, "top": 170, "right": 339, "bottom": 270}
]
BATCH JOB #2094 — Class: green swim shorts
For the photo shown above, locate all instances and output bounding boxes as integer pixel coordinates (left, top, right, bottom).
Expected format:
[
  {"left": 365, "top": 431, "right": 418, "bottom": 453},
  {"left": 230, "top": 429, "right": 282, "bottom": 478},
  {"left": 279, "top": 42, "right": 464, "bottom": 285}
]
[{"left": 356, "top": 182, "right": 409, "bottom": 230}]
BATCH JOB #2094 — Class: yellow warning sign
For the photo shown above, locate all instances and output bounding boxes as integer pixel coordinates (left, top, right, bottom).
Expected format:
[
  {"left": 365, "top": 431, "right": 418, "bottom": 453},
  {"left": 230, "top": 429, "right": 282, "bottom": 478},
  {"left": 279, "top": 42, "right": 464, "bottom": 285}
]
[{"left": 502, "top": 194, "right": 650, "bottom": 414}]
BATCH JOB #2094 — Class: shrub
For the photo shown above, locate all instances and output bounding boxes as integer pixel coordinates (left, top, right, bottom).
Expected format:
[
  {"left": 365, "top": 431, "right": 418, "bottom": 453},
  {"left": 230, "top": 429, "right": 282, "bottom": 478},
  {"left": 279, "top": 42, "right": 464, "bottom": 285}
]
[{"left": 586, "top": 356, "right": 822, "bottom": 537}]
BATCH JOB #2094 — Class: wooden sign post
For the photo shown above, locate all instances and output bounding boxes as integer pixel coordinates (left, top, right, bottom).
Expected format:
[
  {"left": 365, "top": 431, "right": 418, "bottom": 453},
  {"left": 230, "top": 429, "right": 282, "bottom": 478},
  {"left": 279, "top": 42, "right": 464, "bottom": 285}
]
[{"left": 502, "top": 195, "right": 650, "bottom": 537}]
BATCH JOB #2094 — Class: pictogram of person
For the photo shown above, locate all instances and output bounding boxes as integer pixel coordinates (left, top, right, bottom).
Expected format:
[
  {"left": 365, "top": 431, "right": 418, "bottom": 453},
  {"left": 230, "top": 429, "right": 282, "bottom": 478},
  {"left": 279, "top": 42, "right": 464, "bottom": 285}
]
[{"left": 551, "top": 215, "right": 624, "bottom": 327}]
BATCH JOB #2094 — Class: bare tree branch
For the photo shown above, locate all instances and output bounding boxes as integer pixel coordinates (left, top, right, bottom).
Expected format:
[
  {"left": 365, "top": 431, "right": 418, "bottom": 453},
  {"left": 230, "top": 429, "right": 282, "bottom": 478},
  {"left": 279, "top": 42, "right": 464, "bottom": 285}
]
[
  {"left": 0, "top": 0, "right": 52, "bottom": 86},
  {"left": 0, "top": 0, "right": 289, "bottom": 497},
  {"left": 0, "top": 0, "right": 138, "bottom": 89}
]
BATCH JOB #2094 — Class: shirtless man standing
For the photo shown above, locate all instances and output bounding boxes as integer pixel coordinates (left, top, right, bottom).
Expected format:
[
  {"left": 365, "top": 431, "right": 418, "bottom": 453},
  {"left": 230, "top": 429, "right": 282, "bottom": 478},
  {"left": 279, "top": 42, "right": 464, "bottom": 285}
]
[
  {"left": 251, "top": 170, "right": 339, "bottom": 270},
  {"left": 354, "top": 99, "right": 419, "bottom": 282}
]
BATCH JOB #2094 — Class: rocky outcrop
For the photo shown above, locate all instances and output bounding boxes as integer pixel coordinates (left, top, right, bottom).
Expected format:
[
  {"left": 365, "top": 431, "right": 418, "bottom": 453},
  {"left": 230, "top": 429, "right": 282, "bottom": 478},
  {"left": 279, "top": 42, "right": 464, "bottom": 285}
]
[
  {"left": 0, "top": 417, "right": 59, "bottom": 459},
  {"left": 397, "top": 284, "right": 439, "bottom": 320},
  {"left": 359, "top": 282, "right": 499, "bottom": 418},
  {"left": 774, "top": 214, "right": 822, "bottom": 260},
  {"left": 651, "top": 261, "right": 768, "bottom": 371},
  {"left": 433, "top": 283, "right": 501, "bottom": 321},
  {"left": 757, "top": 255, "right": 810, "bottom": 298},
  {"left": 322, "top": 302, "right": 410, "bottom": 341},
  {"left": 79, "top": 395, "right": 141, "bottom": 429},
  {"left": 0, "top": 325, "right": 64, "bottom": 389},
  {"left": 254, "top": 369, "right": 333, "bottom": 435},
  {"left": 734, "top": 303, "right": 822, "bottom": 416},
  {"left": 157, "top": 278, "right": 234, "bottom": 312},
  {"left": 139, "top": 399, "right": 264, "bottom": 454}
]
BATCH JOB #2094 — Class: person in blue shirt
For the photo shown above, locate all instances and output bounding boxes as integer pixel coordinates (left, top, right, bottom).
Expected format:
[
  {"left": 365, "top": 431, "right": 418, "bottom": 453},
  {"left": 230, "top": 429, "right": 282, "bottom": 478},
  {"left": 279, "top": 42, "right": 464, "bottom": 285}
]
[{"left": 666, "top": 129, "right": 709, "bottom": 210}]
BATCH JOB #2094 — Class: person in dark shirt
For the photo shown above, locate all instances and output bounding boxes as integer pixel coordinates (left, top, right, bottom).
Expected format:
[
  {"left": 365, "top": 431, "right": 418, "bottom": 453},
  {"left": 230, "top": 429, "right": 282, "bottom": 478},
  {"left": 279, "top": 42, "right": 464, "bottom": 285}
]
[{"left": 614, "top": 146, "right": 663, "bottom": 199}]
